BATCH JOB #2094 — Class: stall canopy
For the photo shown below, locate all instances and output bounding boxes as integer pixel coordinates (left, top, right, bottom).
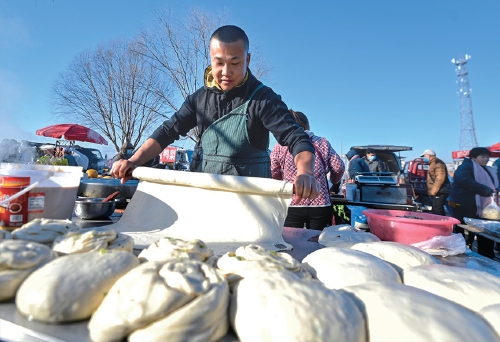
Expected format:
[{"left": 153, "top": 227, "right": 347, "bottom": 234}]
[
  {"left": 36, "top": 124, "right": 108, "bottom": 145},
  {"left": 452, "top": 142, "right": 500, "bottom": 159}
]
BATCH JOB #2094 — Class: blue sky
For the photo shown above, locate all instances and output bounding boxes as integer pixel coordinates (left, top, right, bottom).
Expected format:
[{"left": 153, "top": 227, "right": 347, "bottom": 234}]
[{"left": 1, "top": 0, "right": 499, "bottom": 162}]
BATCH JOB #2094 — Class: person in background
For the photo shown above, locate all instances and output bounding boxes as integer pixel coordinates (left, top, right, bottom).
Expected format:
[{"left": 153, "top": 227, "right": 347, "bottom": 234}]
[
  {"left": 112, "top": 142, "right": 135, "bottom": 163},
  {"left": 450, "top": 147, "right": 499, "bottom": 259},
  {"left": 270, "top": 110, "right": 345, "bottom": 230},
  {"left": 111, "top": 25, "right": 319, "bottom": 200},
  {"left": 421, "top": 149, "right": 450, "bottom": 216},
  {"left": 493, "top": 158, "right": 500, "bottom": 184},
  {"left": 346, "top": 149, "right": 370, "bottom": 181},
  {"left": 70, "top": 147, "right": 89, "bottom": 171},
  {"left": 362, "top": 148, "right": 387, "bottom": 173},
  {"left": 63, "top": 148, "right": 77, "bottom": 167}
]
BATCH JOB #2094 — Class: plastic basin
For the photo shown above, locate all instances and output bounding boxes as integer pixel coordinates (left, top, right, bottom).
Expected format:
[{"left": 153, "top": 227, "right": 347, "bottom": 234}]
[{"left": 362, "top": 209, "right": 460, "bottom": 244}]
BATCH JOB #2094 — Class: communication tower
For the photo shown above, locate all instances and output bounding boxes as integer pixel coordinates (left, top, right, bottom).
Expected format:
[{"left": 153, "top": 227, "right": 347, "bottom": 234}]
[{"left": 451, "top": 54, "right": 478, "bottom": 150}]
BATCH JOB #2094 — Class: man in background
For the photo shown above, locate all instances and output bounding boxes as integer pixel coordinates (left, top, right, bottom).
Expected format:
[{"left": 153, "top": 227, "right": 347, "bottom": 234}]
[
  {"left": 422, "top": 149, "right": 450, "bottom": 216},
  {"left": 362, "top": 148, "right": 387, "bottom": 173}
]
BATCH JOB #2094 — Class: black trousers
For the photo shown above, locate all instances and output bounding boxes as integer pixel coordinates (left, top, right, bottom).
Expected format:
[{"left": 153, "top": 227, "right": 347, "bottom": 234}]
[
  {"left": 453, "top": 204, "right": 495, "bottom": 259},
  {"left": 431, "top": 194, "right": 448, "bottom": 216},
  {"left": 284, "top": 206, "right": 333, "bottom": 230}
]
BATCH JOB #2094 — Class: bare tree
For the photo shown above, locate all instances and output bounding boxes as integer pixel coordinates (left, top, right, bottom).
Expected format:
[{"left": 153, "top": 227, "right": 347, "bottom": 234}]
[
  {"left": 138, "top": 8, "right": 271, "bottom": 141},
  {"left": 51, "top": 39, "right": 173, "bottom": 152}
]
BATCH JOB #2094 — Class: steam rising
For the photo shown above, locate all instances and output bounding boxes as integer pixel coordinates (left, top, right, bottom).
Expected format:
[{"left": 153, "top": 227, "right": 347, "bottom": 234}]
[{"left": 0, "top": 139, "right": 38, "bottom": 164}]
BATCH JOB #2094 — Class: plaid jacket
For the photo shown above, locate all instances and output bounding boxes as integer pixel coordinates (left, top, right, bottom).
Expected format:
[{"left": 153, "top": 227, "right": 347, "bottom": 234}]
[{"left": 270, "top": 132, "right": 345, "bottom": 206}]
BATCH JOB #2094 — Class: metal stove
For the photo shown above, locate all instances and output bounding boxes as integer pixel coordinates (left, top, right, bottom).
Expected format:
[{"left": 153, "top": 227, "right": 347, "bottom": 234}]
[{"left": 355, "top": 172, "right": 407, "bottom": 204}]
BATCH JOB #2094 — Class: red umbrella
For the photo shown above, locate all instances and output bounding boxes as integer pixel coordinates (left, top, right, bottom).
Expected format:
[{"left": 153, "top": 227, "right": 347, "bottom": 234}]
[
  {"left": 36, "top": 124, "right": 108, "bottom": 145},
  {"left": 451, "top": 142, "right": 500, "bottom": 159}
]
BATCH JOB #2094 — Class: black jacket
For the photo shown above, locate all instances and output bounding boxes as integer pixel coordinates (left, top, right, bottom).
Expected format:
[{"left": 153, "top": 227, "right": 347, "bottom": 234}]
[
  {"left": 450, "top": 158, "right": 494, "bottom": 209},
  {"left": 150, "top": 69, "right": 315, "bottom": 158}
]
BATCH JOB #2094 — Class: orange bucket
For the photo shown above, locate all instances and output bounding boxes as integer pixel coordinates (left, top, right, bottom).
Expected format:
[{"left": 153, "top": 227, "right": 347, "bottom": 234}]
[{"left": 0, "top": 176, "right": 30, "bottom": 229}]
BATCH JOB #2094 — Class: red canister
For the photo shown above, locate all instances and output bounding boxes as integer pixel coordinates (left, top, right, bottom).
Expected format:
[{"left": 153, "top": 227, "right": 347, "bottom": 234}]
[{"left": 0, "top": 176, "right": 30, "bottom": 229}]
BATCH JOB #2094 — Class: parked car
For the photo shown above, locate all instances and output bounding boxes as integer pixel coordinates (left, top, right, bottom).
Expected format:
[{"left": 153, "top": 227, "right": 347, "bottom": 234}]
[
  {"left": 74, "top": 145, "right": 106, "bottom": 173},
  {"left": 349, "top": 145, "right": 412, "bottom": 177}
]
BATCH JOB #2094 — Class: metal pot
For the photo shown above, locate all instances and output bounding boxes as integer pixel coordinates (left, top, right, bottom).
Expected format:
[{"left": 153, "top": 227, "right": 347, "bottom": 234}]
[
  {"left": 78, "top": 178, "right": 138, "bottom": 201},
  {"left": 74, "top": 198, "right": 118, "bottom": 219}
]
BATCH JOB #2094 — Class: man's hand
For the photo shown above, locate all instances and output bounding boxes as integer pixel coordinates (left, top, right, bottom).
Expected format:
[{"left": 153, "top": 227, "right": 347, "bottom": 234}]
[
  {"left": 293, "top": 151, "right": 320, "bottom": 201},
  {"left": 110, "top": 138, "right": 163, "bottom": 184},
  {"left": 110, "top": 159, "right": 136, "bottom": 184}
]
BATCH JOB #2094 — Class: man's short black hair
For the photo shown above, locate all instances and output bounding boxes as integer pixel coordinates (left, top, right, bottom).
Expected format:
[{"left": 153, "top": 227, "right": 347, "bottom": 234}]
[
  {"left": 470, "top": 147, "right": 491, "bottom": 159},
  {"left": 211, "top": 25, "right": 249, "bottom": 53},
  {"left": 366, "top": 148, "right": 376, "bottom": 155}
]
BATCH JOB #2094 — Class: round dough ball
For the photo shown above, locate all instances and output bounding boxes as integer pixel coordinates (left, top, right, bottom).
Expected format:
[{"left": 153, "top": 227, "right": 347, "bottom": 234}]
[
  {"left": 403, "top": 264, "right": 500, "bottom": 312},
  {"left": 230, "top": 270, "right": 366, "bottom": 342},
  {"left": 52, "top": 226, "right": 117, "bottom": 255},
  {"left": 16, "top": 250, "right": 138, "bottom": 323},
  {"left": 138, "top": 237, "right": 213, "bottom": 263},
  {"left": 351, "top": 241, "right": 438, "bottom": 276},
  {"left": 12, "top": 218, "right": 80, "bottom": 245},
  {"left": 341, "top": 281, "right": 500, "bottom": 342},
  {"left": 302, "top": 247, "right": 401, "bottom": 289},
  {"left": 319, "top": 229, "right": 380, "bottom": 248},
  {"left": 89, "top": 260, "right": 228, "bottom": 342},
  {"left": 0, "top": 240, "right": 57, "bottom": 302}
]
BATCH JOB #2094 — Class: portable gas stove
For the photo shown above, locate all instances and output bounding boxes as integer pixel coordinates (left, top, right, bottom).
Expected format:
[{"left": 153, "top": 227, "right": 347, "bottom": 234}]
[{"left": 355, "top": 172, "right": 407, "bottom": 204}]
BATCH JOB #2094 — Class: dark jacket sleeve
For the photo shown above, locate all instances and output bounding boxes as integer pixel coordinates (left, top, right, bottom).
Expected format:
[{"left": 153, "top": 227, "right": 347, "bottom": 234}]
[
  {"left": 149, "top": 91, "right": 199, "bottom": 150},
  {"left": 451, "top": 159, "right": 494, "bottom": 208},
  {"left": 254, "top": 89, "right": 315, "bottom": 157}
]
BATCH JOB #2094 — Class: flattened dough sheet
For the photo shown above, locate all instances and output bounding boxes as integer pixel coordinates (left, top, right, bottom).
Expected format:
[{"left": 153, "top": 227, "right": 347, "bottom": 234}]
[{"left": 110, "top": 167, "right": 294, "bottom": 254}]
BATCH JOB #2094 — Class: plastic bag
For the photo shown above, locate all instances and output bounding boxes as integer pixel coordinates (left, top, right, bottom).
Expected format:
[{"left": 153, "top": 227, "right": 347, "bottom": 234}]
[
  {"left": 411, "top": 233, "right": 466, "bottom": 257},
  {"left": 481, "top": 194, "right": 500, "bottom": 220},
  {"left": 346, "top": 205, "right": 369, "bottom": 229}
]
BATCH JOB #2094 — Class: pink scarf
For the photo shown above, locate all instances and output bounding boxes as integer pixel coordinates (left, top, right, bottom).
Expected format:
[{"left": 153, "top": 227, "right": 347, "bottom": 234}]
[{"left": 472, "top": 159, "right": 499, "bottom": 216}]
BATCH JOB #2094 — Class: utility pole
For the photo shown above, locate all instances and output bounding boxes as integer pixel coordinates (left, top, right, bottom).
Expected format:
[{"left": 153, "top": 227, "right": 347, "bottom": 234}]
[{"left": 451, "top": 54, "right": 478, "bottom": 150}]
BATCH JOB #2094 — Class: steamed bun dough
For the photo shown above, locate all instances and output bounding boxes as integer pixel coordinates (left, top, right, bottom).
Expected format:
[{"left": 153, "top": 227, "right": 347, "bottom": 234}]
[
  {"left": 403, "top": 264, "right": 500, "bottom": 312},
  {"left": 0, "top": 240, "right": 57, "bottom": 301},
  {"left": 52, "top": 226, "right": 118, "bottom": 255},
  {"left": 12, "top": 218, "right": 80, "bottom": 244},
  {"left": 216, "top": 244, "right": 311, "bottom": 282},
  {"left": 138, "top": 237, "right": 213, "bottom": 263},
  {"left": 107, "top": 233, "right": 134, "bottom": 252},
  {"left": 16, "top": 251, "right": 138, "bottom": 323},
  {"left": 351, "top": 241, "right": 438, "bottom": 276},
  {"left": 341, "top": 281, "right": 500, "bottom": 342},
  {"left": 89, "top": 260, "right": 229, "bottom": 342},
  {"left": 230, "top": 270, "right": 366, "bottom": 342},
  {"left": 318, "top": 227, "right": 380, "bottom": 248},
  {"left": 302, "top": 247, "right": 401, "bottom": 289}
]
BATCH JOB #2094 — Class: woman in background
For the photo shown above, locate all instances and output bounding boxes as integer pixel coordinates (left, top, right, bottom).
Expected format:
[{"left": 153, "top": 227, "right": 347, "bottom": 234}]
[
  {"left": 270, "top": 110, "right": 345, "bottom": 230},
  {"left": 450, "top": 147, "right": 499, "bottom": 259}
]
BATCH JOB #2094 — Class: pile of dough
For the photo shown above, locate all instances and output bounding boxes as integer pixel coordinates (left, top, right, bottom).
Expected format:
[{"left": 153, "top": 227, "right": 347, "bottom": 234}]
[
  {"left": 89, "top": 259, "right": 229, "bottom": 342},
  {"left": 0, "top": 240, "right": 57, "bottom": 301},
  {"left": 341, "top": 281, "right": 500, "bottom": 342},
  {"left": 318, "top": 227, "right": 380, "bottom": 248},
  {"left": 16, "top": 250, "right": 138, "bottom": 323},
  {"left": 230, "top": 270, "right": 366, "bottom": 342},
  {"left": 12, "top": 218, "right": 80, "bottom": 245},
  {"left": 403, "top": 264, "right": 500, "bottom": 312},
  {"left": 302, "top": 247, "right": 401, "bottom": 289},
  {"left": 138, "top": 237, "right": 213, "bottom": 263},
  {"left": 351, "top": 241, "right": 438, "bottom": 276},
  {"left": 52, "top": 226, "right": 118, "bottom": 255},
  {"left": 479, "top": 304, "right": 500, "bottom": 336},
  {"left": 217, "top": 244, "right": 311, "bottom": 285},
  {"left": 0, "top": 230, "right": 12, "bottom": 240}
]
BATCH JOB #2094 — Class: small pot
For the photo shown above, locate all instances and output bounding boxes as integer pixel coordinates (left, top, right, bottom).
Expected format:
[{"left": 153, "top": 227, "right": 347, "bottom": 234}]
[{"left": 74, "top": 198, "right": 118, "bottom": 220}]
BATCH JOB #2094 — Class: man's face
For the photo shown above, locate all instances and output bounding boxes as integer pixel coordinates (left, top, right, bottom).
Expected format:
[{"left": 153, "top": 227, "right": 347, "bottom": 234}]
[
  {"left": 366, "top": 153, "right": 375, "bottom": 160},
  {"left": 209, "top": 38, "right": 250, "bottom": 91}
]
